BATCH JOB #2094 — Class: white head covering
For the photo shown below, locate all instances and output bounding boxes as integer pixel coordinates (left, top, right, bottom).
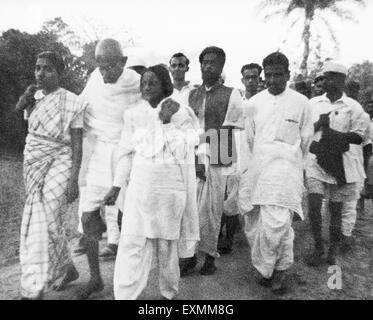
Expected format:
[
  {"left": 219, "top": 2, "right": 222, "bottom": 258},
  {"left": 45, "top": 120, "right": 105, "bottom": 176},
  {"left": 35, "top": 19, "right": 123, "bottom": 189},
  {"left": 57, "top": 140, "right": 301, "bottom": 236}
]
[
  {"left": 80, "top": 67, "right": 141, "bottom": 141},
  {"left": 322, "top": 61, "right": 348, "bottom": 76}
]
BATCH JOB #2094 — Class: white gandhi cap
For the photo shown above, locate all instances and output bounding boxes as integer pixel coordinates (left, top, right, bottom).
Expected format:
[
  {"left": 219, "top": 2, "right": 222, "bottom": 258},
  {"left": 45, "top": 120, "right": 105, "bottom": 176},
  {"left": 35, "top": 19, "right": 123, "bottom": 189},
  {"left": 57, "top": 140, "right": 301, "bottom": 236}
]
[{"left": 322, "top": 61, "right": 348, "bottom": 76}]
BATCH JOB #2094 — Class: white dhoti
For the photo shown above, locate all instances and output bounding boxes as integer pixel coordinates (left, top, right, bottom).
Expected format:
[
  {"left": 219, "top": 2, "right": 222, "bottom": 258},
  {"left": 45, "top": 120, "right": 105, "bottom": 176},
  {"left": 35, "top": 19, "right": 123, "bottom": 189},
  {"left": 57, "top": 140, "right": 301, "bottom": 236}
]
[
  {"left": 244, "top": 205, "right": 294, "bottom": 279},
  {"left": 341, "top": 200, "right": 357, "bottom": 237},
  {"left": 197, "top": 165, "right": 227, "bottom": 257},
  {"left": 77, "top": 137, "right": 121, "bottom": 244},
  {"left": 223, "top": 174, "right": 239, "bottom": 216},
  {"left": 113, "top": 235, "right": 179, "bottom": 300},
  {"left": 77, "top": 68, "right": 141, "bottom": 244}
]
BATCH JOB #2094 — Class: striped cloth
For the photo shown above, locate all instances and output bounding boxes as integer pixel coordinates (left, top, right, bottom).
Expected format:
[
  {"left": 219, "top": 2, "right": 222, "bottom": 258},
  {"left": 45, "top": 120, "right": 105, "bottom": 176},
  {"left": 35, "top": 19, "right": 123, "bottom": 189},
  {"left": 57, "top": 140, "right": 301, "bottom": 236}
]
[{"left": 20, "top": 88, "right": 86, "bottom": 298}]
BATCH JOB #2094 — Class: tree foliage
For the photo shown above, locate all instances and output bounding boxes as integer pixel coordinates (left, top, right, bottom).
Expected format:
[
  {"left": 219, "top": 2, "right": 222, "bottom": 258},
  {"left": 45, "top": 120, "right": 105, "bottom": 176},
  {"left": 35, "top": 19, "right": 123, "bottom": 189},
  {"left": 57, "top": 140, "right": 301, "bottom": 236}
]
[
  {"left": 348, "top": 60, "right": 373, "bottom": 104},
  {"left": 0, "top": 16, "right": 138, "bottom": 155},
  {"left": 348, "top": 61, "right": 373, "bottom": 91},
  {"left": 0, "top": 19, "right": 94, "bottom": 154},
  {"left": 259, "top": 0, "right": 366, "bottom": 76}
]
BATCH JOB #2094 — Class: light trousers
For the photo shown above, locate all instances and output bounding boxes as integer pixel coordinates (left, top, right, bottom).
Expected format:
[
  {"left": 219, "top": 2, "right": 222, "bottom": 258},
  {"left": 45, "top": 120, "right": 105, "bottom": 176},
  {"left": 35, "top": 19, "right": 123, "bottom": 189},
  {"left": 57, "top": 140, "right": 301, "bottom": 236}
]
[
  {"left": 114, "top": 235, "right": 179, "bottom": 300},
  {"left": 197, "top": 166, "right": 227, "bottom": 257}
]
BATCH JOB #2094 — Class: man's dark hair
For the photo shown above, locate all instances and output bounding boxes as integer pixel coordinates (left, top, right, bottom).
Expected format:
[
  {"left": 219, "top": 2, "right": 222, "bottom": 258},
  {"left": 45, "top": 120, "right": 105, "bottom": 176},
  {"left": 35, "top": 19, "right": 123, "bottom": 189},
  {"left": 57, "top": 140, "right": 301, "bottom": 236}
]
[
  {"left": 295, "top": 80, "right": 312, "bottom": 98},
  {"left": 169, "top": 52, "right": 190, "bottom": 66},
  {"left": 142, "top": 64, "right": 174, "bottom": 98},
  {"left": 295, "top": 80, "right": 308, "bottom": 91},
  {"left": 241, "top": 63, "right": 262, "bottom": 76},
  {"left": 199, "top": 46, "right": 226, "bottom": 67},
  {"left": 262, "top": 52, "right": 289, "bottom": 73}
]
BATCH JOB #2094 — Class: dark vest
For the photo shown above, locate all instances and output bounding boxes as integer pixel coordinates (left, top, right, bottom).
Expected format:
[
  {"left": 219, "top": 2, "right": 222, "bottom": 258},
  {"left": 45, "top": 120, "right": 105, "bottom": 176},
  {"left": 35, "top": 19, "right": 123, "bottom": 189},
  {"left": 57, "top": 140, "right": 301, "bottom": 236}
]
[{"left": 189, "top": 84, "right": 236, "bottom": 166}]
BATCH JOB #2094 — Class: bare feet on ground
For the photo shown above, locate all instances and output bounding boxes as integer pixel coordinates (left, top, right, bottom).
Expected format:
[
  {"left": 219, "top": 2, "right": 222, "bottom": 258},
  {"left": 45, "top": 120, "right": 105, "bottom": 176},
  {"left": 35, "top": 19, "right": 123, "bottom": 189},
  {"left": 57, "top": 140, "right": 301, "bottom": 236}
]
[
  {"left": 73, "top": 277, "right": 104, "bottom": 300},
  {"left": 52, "top": 264, "right": 79, "bottom": 291}
]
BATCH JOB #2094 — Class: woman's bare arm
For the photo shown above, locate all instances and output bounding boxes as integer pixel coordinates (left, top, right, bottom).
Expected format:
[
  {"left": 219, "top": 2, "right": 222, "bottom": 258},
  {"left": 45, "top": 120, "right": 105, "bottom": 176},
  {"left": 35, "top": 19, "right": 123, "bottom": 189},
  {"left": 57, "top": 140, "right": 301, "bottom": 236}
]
[{"left": 66, "top": 128, "right": 83, "bottom": 203}]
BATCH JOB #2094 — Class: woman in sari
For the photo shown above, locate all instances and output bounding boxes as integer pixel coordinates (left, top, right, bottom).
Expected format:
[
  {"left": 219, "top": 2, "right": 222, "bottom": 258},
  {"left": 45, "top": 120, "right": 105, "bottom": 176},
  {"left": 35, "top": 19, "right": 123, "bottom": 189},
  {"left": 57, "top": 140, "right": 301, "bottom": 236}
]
[
  {"left": 16, "top": 51, "right": 87, "bottom": 299},
  {"left": 104, "top": 65, "right": 200, "bottom": 300}
]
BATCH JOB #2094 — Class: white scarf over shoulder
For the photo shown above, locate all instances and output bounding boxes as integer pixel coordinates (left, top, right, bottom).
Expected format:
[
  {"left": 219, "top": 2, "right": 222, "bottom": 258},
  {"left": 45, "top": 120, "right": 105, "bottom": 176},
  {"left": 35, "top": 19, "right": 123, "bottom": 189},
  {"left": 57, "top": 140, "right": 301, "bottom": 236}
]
[
  {"left": 134, "top": 100, "right": 200, "bottom": 159},
  {"left": 130, "top": 99, "right": 201, "bottom": 256},
  {"left": 81, "top": 67, "right": 141, "bottom": 142}
]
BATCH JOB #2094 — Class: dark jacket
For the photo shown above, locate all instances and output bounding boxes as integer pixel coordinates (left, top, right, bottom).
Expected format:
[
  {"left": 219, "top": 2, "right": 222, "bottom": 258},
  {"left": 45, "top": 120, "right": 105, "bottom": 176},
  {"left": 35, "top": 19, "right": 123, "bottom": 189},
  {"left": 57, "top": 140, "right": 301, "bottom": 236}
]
[
  {"left": 189, "top": 83, "right": 237, "bottom": 167},
  {"left": 310, "top": 127, "right": 350, "bottom": 186}
]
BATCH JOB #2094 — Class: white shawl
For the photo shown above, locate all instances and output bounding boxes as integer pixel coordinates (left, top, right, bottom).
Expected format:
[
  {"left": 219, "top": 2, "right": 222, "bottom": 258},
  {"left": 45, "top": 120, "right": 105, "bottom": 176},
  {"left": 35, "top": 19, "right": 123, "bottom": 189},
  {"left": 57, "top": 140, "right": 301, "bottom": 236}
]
[{"left": 81, "top": 67, "right": 141, "bottom": 142}]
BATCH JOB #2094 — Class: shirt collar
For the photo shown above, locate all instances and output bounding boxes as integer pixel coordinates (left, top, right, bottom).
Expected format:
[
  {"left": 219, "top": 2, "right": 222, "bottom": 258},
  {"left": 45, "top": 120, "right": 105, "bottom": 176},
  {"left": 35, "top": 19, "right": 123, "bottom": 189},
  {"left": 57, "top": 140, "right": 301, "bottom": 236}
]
[
  {"left": 266, "top": 87, "right": 288, "bottom": 98},
  {"left": 205, "top": 82, "right": 222, "bottom": 92},
  {"left": 174, "top": 81, "right": 191, "bottom": 91},
  {"left": 241, "top": 89, "right": 256, "bottom": 100},
  {"left": 316, "top": 92, "right": 349, "bottom": 104}
]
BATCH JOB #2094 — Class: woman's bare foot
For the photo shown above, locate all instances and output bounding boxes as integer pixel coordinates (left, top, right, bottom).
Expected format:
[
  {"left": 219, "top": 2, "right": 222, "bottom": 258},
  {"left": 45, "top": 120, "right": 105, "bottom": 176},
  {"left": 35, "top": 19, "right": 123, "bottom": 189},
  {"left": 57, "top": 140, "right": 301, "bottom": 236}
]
[{"left": 53, "top": 265, "right": 79, "bottom": 291}]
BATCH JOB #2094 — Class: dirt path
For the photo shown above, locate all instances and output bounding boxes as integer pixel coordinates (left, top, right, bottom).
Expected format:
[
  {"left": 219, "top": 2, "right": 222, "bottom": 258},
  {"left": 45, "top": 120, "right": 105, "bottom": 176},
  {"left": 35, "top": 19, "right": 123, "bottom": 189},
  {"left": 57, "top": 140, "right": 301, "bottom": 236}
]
[
  {"left": 1, "top": 157, "right": 373, "bottom": 300},
  {"left": 1, "top": 214, "right": 373, "bottom": 300}
]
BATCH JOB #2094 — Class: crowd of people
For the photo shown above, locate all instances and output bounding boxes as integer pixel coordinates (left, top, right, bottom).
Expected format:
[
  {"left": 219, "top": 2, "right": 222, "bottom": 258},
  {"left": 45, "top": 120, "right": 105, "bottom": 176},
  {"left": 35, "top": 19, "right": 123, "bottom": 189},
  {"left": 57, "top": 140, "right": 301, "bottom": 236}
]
[{"left": 14, "top": 38, "right": 373, "bottom": 300}]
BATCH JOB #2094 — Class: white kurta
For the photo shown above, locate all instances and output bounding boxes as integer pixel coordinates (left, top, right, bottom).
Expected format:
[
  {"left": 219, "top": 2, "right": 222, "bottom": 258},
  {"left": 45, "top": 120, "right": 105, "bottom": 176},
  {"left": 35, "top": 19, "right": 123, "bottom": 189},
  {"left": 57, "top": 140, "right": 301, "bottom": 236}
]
[
  {"left": 244, "top": 88, "right": 313, "bottom": 218},
  {"left": 305, "top": 94, "right": 369, "bottom": 240},
  {"left": 306, "top": 93, "right": 369, "bottom": 184},
  {"left": 113, "top": 100, "right": 199, "bottom": 300},
  {"left": 242, "top": 88, "right": 313, "bottom": 279},
  {"left": 222, "top": 129, "right": 252, "bottom": 216},
  {"left": 115, "top": 101, "right": 199, "bottom": 240},
  {"left": 170, "top": 82, "right": 195, "bottom": 106},
  {"left": 224, "top": 96, "right": 253, "bottom": 216}
]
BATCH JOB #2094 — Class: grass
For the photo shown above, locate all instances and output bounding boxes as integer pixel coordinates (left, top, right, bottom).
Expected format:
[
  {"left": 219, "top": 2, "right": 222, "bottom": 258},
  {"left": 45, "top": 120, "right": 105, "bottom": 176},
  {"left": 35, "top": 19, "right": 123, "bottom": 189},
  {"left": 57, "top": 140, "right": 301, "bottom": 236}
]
[
  {"left": 0, "top": 155, "right": 80, "bottom": 267},
  {"left": 0, "top": 155, "right": 24, "bottom": 267}
]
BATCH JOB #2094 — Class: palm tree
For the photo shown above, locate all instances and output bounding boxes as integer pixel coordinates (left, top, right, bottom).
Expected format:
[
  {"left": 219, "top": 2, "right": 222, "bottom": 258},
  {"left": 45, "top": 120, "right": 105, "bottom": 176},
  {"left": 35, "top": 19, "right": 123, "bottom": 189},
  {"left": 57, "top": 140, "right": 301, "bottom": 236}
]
[{"left": 259, "top": 0, "right": 366, "bottom": 77}]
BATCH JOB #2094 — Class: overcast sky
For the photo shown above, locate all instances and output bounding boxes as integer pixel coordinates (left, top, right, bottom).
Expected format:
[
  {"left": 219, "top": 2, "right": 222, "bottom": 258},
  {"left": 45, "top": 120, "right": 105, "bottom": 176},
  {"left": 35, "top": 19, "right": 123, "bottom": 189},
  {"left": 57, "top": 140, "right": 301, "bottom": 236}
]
[{"left": 1, "top": 0, "right": 372, "bottom": 87}]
